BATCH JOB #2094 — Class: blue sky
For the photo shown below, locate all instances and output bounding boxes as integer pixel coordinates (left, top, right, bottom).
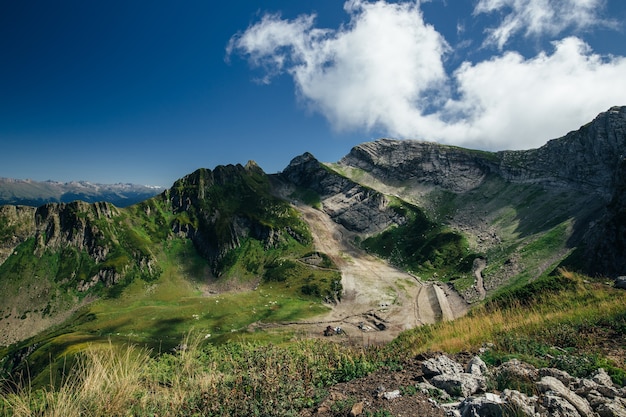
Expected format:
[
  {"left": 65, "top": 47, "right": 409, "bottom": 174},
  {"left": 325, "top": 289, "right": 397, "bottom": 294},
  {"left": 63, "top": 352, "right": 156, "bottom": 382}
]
[{"left": 1, "top": 0, "right": 625, "bottom": 187}]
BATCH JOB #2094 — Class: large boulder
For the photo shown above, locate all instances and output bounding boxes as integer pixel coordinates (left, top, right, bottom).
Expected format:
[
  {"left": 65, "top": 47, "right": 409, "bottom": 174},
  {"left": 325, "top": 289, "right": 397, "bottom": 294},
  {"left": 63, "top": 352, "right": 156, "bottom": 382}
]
[{"left": 422, "top": 355, "right": 465, "bottom": 378}]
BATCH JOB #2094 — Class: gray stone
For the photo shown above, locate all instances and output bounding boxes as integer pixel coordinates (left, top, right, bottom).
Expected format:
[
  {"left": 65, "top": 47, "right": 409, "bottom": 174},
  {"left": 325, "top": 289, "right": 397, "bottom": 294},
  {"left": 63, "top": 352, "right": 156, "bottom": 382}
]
[
  {"left": 540, "top": 367, "right": 575, "bottom": 386},
  {"left": 597, "top": 399, "right": 626, "bottom": 417},
  {"left": 422, "top": 355, "right": 465, "bottom": 378},
  {"left": 467, "top": 356, "right": 489, "bottom": 377},
  {"left": 417, "top": 381, "right": 451, "bottom": 402},
  {"left": 459, "top": 396, "right": 503, "bottom": 417},
  {"left": 382, "top": 390, "right": 401, "bottom": 400},
  {"left": 502, "top": 389, "right": 540, "bottom": 417},
  {"left": 537, "top": 376, "right": 594, "bottom": 417},
  {"left": 431, "top": 373, "right": 486, "bottom": 398},
  {"left": 615, "top": 276, "right": 626, "bottom": 290},
  {"left": 541, "top": 394, "right": 583, "bottom": 417},
  {"left": 496, "top": 359, "right": 539, "bottom": 381},
  {"left": 593, "top": 369, "right": 617, "bottom": 388}
]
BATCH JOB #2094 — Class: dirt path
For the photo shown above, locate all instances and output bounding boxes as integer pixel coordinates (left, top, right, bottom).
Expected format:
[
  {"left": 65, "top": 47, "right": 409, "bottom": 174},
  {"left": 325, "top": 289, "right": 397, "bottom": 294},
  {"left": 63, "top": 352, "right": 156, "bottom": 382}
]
[{"left": 288, "top": 204, "right": 468, "bottom": 343}]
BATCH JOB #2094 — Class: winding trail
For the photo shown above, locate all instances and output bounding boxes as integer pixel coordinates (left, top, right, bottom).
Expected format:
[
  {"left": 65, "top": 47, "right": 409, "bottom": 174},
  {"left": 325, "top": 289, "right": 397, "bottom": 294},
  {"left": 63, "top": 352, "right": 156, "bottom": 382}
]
[{"left": 285, "top": 203, "right": 468, "bottom": 343}]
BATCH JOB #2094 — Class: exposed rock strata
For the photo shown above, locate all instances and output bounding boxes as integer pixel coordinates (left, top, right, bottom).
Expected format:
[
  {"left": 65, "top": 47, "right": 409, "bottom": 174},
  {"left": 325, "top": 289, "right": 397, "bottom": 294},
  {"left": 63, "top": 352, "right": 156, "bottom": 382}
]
[
  {"left": 340, "top": 106, "right": 626, "bottom": 198},
  {"left": 281, "top": 152, "right": 405, "bottom": 235},
  {"left": 336, "top": 106, "right": 626, "bottom": 280}
]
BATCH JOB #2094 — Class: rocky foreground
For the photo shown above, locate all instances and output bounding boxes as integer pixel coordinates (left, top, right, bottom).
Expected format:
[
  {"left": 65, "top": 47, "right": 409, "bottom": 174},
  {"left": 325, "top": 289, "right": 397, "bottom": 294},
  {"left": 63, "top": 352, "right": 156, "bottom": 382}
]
[{"left": 306, "top": 352, "right": 626, "bottom": 417}]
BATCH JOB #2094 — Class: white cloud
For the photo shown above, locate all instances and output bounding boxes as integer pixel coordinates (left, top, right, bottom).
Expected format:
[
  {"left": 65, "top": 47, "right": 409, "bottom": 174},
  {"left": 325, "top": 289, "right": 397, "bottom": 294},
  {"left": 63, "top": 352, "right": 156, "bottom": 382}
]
[
  {"left": 229, "top": 0, "right": 449, "bottom": 130},
  {"left": 228, "top": 1, "right": 626, "bottom": 151},
  {"left": 474, "top": 0, "right": 613, "bottom": 49},
  {"left": 438, "top": 37, "right": 626, "bottom": 149}
]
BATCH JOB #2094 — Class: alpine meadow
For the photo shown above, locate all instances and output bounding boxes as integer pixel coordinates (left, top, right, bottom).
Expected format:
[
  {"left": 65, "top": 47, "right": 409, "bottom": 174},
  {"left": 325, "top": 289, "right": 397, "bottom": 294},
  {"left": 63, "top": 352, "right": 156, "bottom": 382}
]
[{"left": 1, "top": 107, "right": 626, "bottom": 416}]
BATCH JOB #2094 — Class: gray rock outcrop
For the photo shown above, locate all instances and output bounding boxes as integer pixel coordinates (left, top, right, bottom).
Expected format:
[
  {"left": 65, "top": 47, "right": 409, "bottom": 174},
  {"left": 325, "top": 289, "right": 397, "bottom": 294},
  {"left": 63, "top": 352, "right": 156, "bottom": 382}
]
[
  {"left": 418, "top": 355, "right": 626, "bottom": 417},
  {"left": 0, "top": 204, "right": 36, "bottom": 265},
  {"left": 281, "top": 152, "right": 406, "bottom": 234}
]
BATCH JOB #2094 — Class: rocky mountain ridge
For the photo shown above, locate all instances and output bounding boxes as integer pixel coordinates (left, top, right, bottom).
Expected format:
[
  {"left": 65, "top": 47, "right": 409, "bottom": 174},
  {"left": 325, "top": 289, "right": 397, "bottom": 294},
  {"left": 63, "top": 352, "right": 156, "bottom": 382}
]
[
  {"left": 329, "top": 106, "right": 626, "bottom": 283},
  {"left": 339, "top": 106, "right": 626, "bottom": 198}
]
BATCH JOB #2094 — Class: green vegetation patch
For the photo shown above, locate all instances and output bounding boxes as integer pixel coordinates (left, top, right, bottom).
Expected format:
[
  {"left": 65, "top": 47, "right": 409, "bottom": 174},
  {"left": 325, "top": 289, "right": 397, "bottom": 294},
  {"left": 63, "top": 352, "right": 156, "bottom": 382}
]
[
  {"left": 361, "top": 202, "right": 478, "bottom": 280},
  {"left": 263, "top": 256, "right": 342, "bottom": 302}
]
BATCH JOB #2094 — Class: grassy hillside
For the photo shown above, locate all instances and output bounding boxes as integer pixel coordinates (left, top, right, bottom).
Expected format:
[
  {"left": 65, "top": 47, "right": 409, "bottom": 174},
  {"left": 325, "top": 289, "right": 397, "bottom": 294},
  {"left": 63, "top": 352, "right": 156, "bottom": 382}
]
[
  {"left": 0, "top": 164, "right": 342, "bottom": 389},
  {"left": 1, "top": 270, "right": 624, "bottom": 416},
  {"left": 360, "top": 198, "right": 478, "bottom": 280},
  {"left": 0, "top": 154, "right": 621, "bottom": 414},
  {"left": 334, "top": 165, "right": 600, "bottom": 297}
]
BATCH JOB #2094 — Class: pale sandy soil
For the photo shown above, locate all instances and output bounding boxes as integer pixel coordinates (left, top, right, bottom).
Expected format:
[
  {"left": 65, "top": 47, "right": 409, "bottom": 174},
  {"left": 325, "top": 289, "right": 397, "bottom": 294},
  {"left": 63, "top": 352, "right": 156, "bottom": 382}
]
[{"left": 278, "top": 203, "right": 468, "bottom": 344}]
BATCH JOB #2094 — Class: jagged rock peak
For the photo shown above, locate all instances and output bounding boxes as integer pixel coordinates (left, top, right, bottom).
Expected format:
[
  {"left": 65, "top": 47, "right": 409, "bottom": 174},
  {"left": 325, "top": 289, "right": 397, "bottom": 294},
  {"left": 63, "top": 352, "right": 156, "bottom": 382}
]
[
  {"left": 244, "top": 159, "right": 262, "bottom": 172},
  {"left": 33, "top": 201, "right": 119, "bottom": 257},
  {"left": 281, "top": 151, "right": 407, "bottom": 234}
]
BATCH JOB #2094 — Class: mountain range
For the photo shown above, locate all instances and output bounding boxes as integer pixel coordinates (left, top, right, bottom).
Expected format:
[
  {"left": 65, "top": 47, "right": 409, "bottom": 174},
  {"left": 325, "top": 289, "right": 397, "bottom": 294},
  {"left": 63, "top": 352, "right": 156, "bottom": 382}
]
[
  {"left": 0, "top": 106, "right": 625, "bottom": 388},
  {"left": 0, "top": 178, "right": 164, "bottom": 208}
]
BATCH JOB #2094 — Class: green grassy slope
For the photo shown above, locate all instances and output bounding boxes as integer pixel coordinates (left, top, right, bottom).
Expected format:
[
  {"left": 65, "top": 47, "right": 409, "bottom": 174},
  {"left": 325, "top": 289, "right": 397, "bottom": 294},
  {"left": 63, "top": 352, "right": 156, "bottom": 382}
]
[
  {"left": 1, "top": 270, "right": 623, "bottom": 416},
  {"left": 0, "top": 163, "right": 341, "bottom": 388}
]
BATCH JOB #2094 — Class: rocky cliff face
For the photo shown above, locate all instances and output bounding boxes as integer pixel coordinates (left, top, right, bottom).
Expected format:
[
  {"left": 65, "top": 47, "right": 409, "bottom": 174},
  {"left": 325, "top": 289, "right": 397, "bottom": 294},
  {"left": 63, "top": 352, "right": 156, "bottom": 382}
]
[
  {"left": 497, "top": 106, "right": 626, "bottom": 196},
  {"left": 281, "top": 152, "right": 406, "bottom": 234},
  {"left": 339, "top": 140, "right": 494, "bottom": 193},
  {"left": 34, "top": 201, "right": 118, "bottom": 260},
  {"left": 0, "top": 205, "right": 36, "bottom": 265},
  {"left": 340, "top": 106, "right": 626, "bottom": 198},
  {"left": 584, "top": 158, "right": 626, "bottom": 276},
  {"left": 334, "top": 106, "right": 626, "bottom": 280}
]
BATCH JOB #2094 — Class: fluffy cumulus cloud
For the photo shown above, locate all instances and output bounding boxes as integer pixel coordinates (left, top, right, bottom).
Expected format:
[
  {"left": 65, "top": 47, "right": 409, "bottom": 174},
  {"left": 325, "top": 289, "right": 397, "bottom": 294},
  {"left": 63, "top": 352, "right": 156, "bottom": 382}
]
[{"left": 229, "top": 0, "right": 626, "bottom": 151}]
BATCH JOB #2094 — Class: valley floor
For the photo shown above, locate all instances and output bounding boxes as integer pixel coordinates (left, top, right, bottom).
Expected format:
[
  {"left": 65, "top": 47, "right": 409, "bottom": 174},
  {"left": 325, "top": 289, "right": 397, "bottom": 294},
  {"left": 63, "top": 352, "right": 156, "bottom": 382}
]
[{"left": 274, "top": 203, "right": 468, "bottom": 344}]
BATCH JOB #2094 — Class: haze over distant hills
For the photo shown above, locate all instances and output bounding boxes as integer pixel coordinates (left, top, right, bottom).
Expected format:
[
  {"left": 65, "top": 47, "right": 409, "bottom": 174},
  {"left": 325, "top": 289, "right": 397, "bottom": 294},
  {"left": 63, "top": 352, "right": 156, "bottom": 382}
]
[{"left": 0, "top": 178, "right": 165, "bottom": 208}]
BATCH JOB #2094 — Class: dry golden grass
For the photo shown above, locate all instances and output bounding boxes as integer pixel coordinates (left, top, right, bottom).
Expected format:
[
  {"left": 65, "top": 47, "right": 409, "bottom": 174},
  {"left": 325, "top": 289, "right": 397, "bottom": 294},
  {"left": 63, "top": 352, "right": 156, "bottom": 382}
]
[
  {"left": 395, "top": 270, "right": 625, "bottom": 357},
  {"left": 2, "top": 270, "right": 624, "bottom": 416}
]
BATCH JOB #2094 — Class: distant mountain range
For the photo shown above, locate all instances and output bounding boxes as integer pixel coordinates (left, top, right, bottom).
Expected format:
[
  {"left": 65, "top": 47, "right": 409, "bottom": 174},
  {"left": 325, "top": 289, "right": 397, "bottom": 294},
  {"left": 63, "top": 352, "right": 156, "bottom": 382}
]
[{"left": 0, "top": 178, "right": 165, "bottom": 208}]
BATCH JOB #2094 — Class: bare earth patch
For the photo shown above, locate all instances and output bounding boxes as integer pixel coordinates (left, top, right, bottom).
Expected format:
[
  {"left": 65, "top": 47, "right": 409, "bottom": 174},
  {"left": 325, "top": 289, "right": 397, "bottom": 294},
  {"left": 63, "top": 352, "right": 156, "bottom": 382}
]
[{"left": 280, "top": 203, "right": 468, "bottom": 344}]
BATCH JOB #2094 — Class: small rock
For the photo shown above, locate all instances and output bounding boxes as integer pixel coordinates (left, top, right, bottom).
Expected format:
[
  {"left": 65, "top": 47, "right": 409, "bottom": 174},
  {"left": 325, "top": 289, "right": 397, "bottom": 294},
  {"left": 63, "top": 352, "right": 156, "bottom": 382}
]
[
  {"left": 537, "top": 376, "right": 594, "bottom": 417},
  {"left": 350, "top": 401, "right": 364, "bottom": 416},
  {"left": 467, "top": 356, "right": 489, "bottom": 377},
  {"left": 383, "top": 390, "right": 401, "bottom": 400},
  {"left": 502, "top": 389, "right": 539, "bottom": 417},
  {"left": 597, "top": 400, "right": 626, "bottom": 417},
  {"left": 614, "top": 276, "right": 626, "bottom": 289},
  {"left": 541, "top": 393, "right": 583, "bottom": 417},
  {"left": 431, "top": 373, "right": 485, "bottom": 398},
  {"left": 540, "top": 367, "right": 575, "bottom": 386},
  {"left": 592, "top": 369, "right": 615, "bottom": 388},
  {"left": 496, "top": 359, "right": 539, "bottom": 381},
  {"left": 459, "top": 396, "right": 503, "bottom": 417}
]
